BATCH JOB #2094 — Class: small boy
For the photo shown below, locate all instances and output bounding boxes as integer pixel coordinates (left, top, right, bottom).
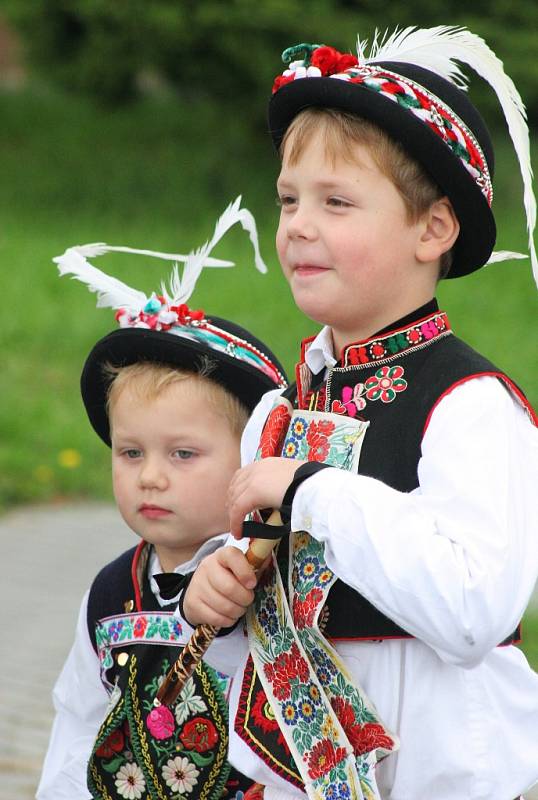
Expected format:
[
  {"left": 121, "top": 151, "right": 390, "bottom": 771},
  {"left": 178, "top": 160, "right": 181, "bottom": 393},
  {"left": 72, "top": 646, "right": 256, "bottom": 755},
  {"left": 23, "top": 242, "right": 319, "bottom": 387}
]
[
  {"left": 36, "top": 207, "right": 287, "bottom": 799},
  {"left": 183, "top": 29, "right": 538, "bottom": 800}
]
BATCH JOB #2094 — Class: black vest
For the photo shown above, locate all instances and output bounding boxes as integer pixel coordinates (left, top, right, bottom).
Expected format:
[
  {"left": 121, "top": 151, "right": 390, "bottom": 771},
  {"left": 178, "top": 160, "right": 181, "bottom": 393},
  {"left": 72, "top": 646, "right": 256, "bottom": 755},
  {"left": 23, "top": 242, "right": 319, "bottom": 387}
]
[{"left": 278, "top": 307, "right": 525, "bottom": 643}]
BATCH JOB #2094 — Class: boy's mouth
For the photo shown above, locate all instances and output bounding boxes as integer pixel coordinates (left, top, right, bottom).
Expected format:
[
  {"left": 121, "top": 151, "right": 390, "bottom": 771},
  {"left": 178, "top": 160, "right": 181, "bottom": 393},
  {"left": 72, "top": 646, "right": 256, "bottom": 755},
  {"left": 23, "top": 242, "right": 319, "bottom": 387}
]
[
  {"left": 139, "top": 503, "right": 172, "bottom": 519},
  {"left": 293, "top": 263, "right": 330, "bottom": 276}
]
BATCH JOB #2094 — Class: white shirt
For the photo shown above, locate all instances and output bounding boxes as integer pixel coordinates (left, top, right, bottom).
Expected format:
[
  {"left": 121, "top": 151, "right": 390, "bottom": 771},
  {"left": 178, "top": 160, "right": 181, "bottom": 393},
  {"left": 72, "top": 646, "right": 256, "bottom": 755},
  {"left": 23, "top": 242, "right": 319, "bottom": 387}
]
[
  {"left": 228, "top": 326, "right": 538, "bottom": 800},
  {"left": 36, "top": 534, "right": 248, "bottom": 800}
]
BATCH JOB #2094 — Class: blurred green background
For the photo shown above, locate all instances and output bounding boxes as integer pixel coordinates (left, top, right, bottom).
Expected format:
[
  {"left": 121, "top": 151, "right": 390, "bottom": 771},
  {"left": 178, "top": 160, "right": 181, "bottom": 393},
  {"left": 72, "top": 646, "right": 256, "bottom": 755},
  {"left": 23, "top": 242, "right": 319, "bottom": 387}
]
[{"left": 0, "top": 3, "right": 536, "bottom": 659}]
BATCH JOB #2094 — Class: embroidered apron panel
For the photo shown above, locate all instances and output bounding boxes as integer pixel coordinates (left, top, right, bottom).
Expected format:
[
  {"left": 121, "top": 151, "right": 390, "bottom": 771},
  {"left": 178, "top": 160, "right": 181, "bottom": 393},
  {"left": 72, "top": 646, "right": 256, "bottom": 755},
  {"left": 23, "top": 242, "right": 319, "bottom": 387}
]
[{"left": 89, "top": 613, "right": 252, "bottom": 800}]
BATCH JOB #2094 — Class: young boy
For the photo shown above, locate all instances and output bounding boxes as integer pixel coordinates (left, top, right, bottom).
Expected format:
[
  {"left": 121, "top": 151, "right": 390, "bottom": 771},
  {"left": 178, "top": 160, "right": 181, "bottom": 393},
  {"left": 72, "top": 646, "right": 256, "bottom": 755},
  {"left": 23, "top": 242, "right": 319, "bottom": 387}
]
[
  {"left": 36, "top": 207, "right": 287, "bottom": 799},
  {"left": 183, "top": 29, "right": 538, "bottom": 800}
]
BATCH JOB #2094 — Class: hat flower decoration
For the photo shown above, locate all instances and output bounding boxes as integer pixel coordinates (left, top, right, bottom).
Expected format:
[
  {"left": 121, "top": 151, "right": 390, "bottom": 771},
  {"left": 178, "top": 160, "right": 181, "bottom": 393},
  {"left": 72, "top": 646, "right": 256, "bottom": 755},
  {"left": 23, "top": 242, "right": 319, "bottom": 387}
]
[
  {"left": 270, "top": 26, "right": 537, "bottom": 285},
  {"left": 54, "top": 196, "right": 287, "bottom": 443}
]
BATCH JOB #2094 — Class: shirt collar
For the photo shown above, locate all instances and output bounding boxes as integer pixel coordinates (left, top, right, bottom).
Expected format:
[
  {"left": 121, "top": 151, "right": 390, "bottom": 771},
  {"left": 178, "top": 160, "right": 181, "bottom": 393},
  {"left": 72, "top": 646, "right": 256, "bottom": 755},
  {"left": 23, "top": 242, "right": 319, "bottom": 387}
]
[{"left": 148, "top": 533, "right": 229, "bottom": 606}]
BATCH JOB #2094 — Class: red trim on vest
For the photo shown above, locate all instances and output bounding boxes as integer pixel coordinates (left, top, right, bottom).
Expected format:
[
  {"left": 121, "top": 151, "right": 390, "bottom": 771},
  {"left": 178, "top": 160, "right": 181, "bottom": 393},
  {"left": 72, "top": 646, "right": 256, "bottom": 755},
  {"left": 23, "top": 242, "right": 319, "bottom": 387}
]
[
  {"left": 423, "top": 372, "right": 538, "bottom": 438},
  {"left": 131, "top": 540, "right": 146, "bottom": 612}
]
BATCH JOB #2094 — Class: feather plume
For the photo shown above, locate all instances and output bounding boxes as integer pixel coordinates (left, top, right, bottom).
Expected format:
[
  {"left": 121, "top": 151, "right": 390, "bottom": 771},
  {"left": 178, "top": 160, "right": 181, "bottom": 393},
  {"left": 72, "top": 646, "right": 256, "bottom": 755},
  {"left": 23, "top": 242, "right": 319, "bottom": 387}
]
[
  {"left": 162, "top": 196, "right": 268, "bottom": 304},
  {"left": 54, "top": 247, "right": 148, "bottom": 313},
  {"left": 55, "top": 197, "right": 270, "bottom": 313},
  {"left": 356, "top": 25, "right": 537, "bottom": 286}
]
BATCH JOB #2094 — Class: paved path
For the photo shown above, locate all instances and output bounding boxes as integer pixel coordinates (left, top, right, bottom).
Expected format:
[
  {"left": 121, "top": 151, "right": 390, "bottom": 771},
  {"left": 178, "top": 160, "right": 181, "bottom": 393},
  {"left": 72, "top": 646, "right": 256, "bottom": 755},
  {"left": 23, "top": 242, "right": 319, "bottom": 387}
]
[
  {"left": 0, "top": 503, "right": 133, "bottom": 800},
  {"left": 0, "top": 502, "right": 537, "bottom": 800}
]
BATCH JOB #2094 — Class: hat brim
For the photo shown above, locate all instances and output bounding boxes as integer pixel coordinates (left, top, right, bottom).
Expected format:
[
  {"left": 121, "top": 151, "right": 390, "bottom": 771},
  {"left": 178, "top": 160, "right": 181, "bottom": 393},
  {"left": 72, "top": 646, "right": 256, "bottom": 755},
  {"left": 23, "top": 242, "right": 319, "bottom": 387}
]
[
  {"left": 81, "top": 321, "right": 285, "bottom": 446},
  {"left": 268, "top": 68, "right": 496, "bottom": 278}
]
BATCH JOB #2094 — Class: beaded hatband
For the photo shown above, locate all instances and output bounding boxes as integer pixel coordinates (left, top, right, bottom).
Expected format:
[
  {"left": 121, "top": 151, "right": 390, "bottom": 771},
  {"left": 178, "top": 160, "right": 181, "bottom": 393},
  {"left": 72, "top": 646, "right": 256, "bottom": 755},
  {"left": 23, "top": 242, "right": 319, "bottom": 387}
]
[{"left": 272, "top": 44, "right": 492, "bottom": 205}]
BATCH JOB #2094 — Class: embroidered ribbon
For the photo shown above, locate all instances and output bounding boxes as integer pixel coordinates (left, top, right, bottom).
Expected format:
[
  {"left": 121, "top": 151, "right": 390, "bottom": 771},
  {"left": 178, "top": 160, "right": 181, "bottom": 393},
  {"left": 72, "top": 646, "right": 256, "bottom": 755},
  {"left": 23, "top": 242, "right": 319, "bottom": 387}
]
[{"left": 246, "top": 404, "right": 398, "bottom": 799}]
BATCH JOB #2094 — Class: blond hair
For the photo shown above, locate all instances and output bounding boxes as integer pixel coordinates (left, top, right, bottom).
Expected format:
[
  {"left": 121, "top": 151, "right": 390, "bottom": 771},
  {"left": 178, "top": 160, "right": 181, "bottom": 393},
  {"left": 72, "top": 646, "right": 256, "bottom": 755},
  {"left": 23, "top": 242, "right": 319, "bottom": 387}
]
[
  {"left": 105, "top": 360, "right": 249, "bottom": 438},
  {"left": 281, "top": 108, "right": 453, "bottom": 277}
]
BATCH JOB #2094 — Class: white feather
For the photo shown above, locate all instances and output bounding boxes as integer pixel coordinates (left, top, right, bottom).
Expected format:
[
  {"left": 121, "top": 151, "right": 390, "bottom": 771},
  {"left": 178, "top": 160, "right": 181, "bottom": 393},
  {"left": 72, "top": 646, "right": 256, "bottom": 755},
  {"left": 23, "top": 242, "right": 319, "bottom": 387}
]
[
  {"left": 162, "top": 195, "right": 268, "bottom": 305},
  {"left": 75, "top": 242, "right": 234, "bottom": 267},
  {"left": 54, "top": 248, "right": 148, "bottom": 313},
  {"left": 355, "top": 25, "right": 537, "bottom": 287}
]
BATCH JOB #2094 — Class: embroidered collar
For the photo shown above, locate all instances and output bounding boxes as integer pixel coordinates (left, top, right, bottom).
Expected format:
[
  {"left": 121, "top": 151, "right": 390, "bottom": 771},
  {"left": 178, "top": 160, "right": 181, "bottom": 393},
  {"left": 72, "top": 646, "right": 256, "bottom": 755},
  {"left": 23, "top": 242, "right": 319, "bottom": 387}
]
[{"left": 301, "top": 301, "right": 449, "bottom": 371}]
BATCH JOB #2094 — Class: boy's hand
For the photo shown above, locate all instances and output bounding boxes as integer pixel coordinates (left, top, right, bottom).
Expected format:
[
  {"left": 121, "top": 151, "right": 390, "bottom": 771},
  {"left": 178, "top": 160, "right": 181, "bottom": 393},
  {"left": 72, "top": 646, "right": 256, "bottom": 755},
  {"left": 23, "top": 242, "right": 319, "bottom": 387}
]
[
  {"left": 228, "top": 457, "right": 306, "bottom": 539},
  {"left": 183, "top": 548, "right": 257, "bottom": 628}
]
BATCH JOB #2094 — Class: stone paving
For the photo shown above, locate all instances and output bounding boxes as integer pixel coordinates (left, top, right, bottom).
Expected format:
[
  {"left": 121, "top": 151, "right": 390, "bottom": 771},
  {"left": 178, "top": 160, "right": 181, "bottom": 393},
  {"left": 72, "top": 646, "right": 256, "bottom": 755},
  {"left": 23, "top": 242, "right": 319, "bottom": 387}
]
[
  {"left": 0, "top": 503, "right": 133, "bottom": 800},
  {"left": 0, "top": 502, "right": 537, "bottom": 800}
]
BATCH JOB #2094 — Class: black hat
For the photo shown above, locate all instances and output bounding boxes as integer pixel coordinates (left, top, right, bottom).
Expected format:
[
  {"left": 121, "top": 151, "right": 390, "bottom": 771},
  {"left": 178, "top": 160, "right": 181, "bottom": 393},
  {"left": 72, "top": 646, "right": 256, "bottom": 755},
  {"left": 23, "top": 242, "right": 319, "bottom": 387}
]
[
  {"left": 54, "top": 198, "right": 287, "bottom": 446},
  {"left": 81, "top": 312, "right": 287, "bottom": 446},
  {"left": 267, "top": 31, "right": 536, "bottom": 282}
]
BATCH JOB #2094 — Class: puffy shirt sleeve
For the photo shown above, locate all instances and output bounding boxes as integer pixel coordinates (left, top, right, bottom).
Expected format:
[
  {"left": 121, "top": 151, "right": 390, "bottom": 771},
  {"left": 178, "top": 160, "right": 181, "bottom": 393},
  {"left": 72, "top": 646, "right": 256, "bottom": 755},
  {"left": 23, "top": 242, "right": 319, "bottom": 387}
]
[
  {"left": 288, "top": 377, "right": 538, "bottom": 667},
  {"left": 36, "top": 592, "right": 108, "bottom": 800}
]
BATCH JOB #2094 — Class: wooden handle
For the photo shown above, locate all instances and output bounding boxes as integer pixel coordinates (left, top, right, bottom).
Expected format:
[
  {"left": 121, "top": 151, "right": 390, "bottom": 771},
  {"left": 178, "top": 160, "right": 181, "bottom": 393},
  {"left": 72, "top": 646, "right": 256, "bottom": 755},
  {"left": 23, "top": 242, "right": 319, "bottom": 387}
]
[{"left": 154, "top": 511, "right": 283, "bottom": 706}]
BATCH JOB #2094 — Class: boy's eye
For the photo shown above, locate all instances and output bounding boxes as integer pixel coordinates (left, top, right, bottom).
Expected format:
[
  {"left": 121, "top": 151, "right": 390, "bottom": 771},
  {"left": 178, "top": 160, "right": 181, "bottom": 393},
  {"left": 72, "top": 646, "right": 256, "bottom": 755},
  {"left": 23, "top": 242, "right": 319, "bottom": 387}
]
[
  {"left": 172, "top": 449, "right": 194, "bottom": 460},
  {"left": 276, "top": 194, "right": 297, "bottom": 208},
  {"left": 327, "top": 196, "right": 352, "bottom": 208},
  {"left": 123, "top": 448, "right": 142, "bottom": 459}
]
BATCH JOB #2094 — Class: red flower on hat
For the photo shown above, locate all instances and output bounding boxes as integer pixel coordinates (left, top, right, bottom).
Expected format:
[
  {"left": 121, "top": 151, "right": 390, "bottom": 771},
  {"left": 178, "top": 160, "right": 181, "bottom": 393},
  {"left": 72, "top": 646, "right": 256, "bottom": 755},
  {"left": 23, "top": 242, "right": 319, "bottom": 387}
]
[
  {"left": 272, "top": 73, "right": 296, "bottom": 93},
  {"left": 311, "top": 46, "right": 358, "bottom": 76}
]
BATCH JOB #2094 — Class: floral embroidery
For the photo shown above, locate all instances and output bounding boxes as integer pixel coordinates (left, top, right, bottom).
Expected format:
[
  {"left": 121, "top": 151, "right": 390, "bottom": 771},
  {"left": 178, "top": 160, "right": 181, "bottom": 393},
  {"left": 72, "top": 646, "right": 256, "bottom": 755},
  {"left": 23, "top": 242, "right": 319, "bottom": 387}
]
[
  {"left": 174, "top": 676, "right": 208, "bottom": 725},
  {"left": 162, "top": 755, "right": 200, "bottom": 794},
  {"left": 96, "top": 612, "right": 183, "bottom": 674},
  {"left": 247, "top": 406, "right": 396, "bottom": 798},
  {"left": 146, "top": 704, "right": 175, "bottom": 740},
  {"left": 364, "top": 365, "right": 407, "bottom": 403},
  {"left": 180, "top": 717, "right": 219, "bottom": 752},
  {"left": 114, "top": 762, "right": 146, "bottom": 799},
  {"left": 341, "top": 384, "right": 366, "bottom": 416},
  {"left": 258, "top": 402, "right": 292, "bottom": 459},
  {"left": 95, "top": 728, "right": 124, "bottom": 759},
  {"left": 306, "top": 739, "right": 348, "bottom": 780}
]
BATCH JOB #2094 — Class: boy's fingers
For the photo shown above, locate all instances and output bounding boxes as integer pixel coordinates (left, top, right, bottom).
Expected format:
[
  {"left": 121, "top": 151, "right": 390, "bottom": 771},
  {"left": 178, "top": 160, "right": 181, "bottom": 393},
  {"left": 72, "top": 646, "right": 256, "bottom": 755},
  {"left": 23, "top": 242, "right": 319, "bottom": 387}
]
[{"left": 218, "top": 546, "right": 257, "bottom": 589}]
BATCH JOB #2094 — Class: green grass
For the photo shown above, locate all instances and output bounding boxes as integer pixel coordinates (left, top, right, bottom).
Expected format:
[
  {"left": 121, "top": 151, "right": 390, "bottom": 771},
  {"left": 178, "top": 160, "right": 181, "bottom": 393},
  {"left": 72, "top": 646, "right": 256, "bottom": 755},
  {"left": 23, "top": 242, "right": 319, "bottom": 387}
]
[
  {"left": 521, "top": 612, "right": 538, "bottom": 671},
  {"left": 0, "top": 85, "right": 536, "bottom": 512}
]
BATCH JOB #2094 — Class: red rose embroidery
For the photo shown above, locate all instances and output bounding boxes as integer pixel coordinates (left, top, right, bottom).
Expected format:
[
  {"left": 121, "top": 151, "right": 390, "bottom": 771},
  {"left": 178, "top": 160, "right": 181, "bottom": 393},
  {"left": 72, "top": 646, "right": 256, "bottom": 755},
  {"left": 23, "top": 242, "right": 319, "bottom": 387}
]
[
  {"left": 259, "top": 404, "right": 292, "bottom": 458},
  {"left": 95, "top": 728, "right": 124, "bottom": 758},
  {"left": 180, "top": 717, "right": 218, "bottom": 753},
  {"left": 307, "top": 738, "right": 347, "bottom": 779},
  {"left": 331, "top": 696, "right": 356, "bottom": 730},
  {"left": 346, "top": 721, "right": 394, "bottom": 756},
  {"left": 306, "top": 432, "right": 329, "bottom": 462},
  {"left": 263, "top": 643, "right": 310, "bottom": 700},
  {"left": 293, "top": 588, "right": 324, "bottom": 630}
]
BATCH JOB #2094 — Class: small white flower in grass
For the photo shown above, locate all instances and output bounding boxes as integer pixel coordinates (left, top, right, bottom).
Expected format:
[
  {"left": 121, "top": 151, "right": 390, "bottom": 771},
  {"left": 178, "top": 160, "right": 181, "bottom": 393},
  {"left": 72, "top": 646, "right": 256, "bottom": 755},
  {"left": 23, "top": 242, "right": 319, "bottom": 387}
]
[
  {"left": 114, "top": 762, "right": 146, "bottom": 799},
  {"left": 162, "top": 756, "right": 199, "bottom": 794},
  {"left": 174, "top": 677, "right": 207, "bottom": 725}
]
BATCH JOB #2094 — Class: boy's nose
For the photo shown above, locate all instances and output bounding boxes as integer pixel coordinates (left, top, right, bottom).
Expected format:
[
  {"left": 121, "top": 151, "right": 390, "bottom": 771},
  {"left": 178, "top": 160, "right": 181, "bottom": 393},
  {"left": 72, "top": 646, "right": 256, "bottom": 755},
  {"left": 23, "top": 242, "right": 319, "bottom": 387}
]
[
  {"left": 138, "top": 458, "right": 168, "bottom": 490},
  {"left": 286, "top": 207, "right": 317, "bottom": 241}
]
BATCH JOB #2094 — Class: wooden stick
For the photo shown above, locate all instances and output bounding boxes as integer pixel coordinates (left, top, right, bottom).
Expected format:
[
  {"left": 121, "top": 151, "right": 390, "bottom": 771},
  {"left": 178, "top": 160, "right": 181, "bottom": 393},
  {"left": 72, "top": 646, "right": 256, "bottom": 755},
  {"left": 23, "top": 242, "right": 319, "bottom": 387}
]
[{"left": 155, "top": 512, "right": 282, "bottom": 707}]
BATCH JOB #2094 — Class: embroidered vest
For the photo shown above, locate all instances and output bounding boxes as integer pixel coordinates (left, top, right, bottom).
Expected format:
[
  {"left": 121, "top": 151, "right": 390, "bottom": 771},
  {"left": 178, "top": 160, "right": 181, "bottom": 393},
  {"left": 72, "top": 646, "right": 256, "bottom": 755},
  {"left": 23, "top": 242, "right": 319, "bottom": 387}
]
[
  {"left": 86, "top": 542, "right": 256, "bottom": 800},
  {"left": 235, "top": 307, "right": 532, "bottom": 790},
  {"left": 288, "top": 309, "right": 527, "bottom": 642}
]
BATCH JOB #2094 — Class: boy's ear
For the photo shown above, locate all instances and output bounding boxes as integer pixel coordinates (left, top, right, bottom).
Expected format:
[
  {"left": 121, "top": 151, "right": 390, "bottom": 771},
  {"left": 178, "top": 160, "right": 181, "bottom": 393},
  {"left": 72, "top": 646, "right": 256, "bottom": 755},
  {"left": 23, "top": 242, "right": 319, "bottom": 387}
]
[{"left": 416, "top": 198, "right": 460, "bottom": 263}]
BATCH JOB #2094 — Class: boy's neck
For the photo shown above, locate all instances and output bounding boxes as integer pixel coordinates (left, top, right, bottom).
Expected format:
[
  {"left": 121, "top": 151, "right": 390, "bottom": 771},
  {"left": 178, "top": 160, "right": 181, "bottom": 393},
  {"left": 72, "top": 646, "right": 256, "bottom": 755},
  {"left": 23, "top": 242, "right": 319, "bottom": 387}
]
[{"left": 331, "top": 297, "right": 438, "bottom": 355}]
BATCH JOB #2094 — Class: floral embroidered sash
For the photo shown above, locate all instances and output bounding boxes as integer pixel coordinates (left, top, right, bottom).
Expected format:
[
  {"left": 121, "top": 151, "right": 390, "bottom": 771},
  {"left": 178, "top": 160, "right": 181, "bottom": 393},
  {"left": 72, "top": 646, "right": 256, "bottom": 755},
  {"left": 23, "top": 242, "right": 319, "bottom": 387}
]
[{"left": 246, "top": 403, "right": 398, "bottom": 800}]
